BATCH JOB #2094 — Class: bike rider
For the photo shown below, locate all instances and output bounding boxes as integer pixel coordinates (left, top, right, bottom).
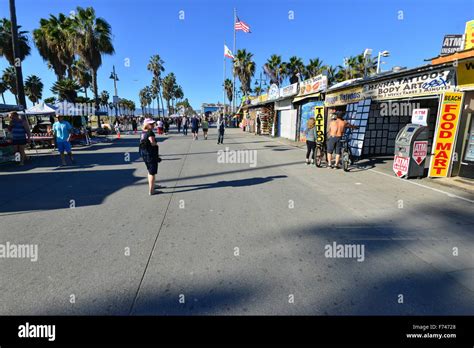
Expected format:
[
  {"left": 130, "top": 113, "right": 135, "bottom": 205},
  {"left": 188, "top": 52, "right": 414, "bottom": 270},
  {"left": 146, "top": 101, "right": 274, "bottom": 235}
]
[{"left": 326, "top": 111, "right": 358, "bottom": 169}]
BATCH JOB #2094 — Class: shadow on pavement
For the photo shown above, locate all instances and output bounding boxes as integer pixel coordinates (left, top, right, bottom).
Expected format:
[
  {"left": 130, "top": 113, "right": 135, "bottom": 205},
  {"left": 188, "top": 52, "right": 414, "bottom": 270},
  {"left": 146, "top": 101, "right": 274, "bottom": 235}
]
[{"left": 160, "top": 175, "right": 287, "bottom": 194}]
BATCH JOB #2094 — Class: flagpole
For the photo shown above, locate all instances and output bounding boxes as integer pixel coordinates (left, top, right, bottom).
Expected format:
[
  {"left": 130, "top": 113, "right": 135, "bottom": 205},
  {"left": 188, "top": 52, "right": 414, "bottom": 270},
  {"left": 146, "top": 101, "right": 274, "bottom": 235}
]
[
  {"left": 232, "top": 7, "right": 237, "bottom": 114},
  {"left": 223, "top": 41, "right": 226, "bottom": 115}
]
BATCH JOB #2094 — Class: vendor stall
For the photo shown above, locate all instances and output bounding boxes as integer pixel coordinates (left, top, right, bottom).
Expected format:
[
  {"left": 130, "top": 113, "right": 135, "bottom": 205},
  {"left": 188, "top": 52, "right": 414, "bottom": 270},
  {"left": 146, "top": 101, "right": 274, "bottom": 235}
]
[{"left": 25, "top": 103, "right": 56, "bottom": 149}]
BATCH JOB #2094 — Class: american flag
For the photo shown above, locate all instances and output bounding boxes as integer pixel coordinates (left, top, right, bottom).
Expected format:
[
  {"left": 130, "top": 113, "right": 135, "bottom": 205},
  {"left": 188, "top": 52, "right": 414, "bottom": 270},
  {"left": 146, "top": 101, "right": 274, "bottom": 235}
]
[{"left": 235, "top": 17, "right": 250, "bottom": 33}]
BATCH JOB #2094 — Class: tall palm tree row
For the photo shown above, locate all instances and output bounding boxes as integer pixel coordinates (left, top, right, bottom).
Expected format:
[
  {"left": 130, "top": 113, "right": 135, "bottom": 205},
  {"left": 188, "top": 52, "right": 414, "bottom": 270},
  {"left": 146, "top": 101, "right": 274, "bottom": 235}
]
[
  {"left": 2, "top": 66, "right": 18, "bottom": 103},
  {"left": 162, "top": 72, "right": 176, "bottom": 115},
  {"left": 24, "top": 75, "right": 43, "bottom": 105}
]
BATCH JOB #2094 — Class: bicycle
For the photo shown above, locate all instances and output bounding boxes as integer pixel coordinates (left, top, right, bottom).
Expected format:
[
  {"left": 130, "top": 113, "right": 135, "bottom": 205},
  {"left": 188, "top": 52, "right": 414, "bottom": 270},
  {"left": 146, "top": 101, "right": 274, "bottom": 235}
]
[{"left": 340, "top": 128, "right": 356, "bottom": 172}]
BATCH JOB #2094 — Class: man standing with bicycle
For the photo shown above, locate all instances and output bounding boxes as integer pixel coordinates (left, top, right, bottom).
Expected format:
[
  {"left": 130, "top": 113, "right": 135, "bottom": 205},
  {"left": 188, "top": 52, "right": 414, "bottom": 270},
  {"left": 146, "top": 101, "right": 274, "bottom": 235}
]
[{"left": 326, "top": 111, "right": 358, "bottom": 169}]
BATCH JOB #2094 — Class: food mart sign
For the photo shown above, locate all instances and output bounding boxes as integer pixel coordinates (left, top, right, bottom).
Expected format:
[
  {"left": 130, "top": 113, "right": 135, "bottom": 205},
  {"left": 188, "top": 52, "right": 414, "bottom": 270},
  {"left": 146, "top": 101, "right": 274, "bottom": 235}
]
[
  {"left": 363, "top": 68, "right": 456, "bottom": 101},
  {"left": 429, "top": 92, "right": 463, "bottom": 177}
]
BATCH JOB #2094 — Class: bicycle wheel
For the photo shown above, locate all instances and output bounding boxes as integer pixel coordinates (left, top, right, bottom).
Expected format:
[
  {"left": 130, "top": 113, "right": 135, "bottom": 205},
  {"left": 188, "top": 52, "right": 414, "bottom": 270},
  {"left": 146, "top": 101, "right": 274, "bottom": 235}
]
[
  {"left": 342, "top": 151, "right": 350, "bottom": 172},
  {"left": 315, "top": 146, "right": 323, "bottom": 167}
]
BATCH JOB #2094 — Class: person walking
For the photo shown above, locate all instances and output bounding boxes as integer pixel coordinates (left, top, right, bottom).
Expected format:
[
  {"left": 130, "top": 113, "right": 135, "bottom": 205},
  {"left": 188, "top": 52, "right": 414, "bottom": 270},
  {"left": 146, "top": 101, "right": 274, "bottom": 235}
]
[
  {"left": 304, "top": 118, "right": 317, "bottom": 165},
  {"left": 131, "top": 118, "right": 138, "bottom": 134},
  {"left": 139, "top": 119, "right": 161, "bottom": 195},
  {"left": 326, "top": 111, "right": 358, "bottom": 169},
  {"left": 217, "top": 114, "right": 225, "bottom": 144},
  {"left": 182, "top": 116, "right": 189, "bottom": 136},
  {"left": 177, "top": 117, "right": 182, "bottom": 133},
  {"left": 190, "top": 115, "right": 199, "bottom": 140},
  {"left": 157, "top": 118, "right": 164, "bottom": 135},
  {"left": 8, "top": 112, "right": 31, "bottom": 166},
  {"left": 201, "top": 117, "right": 209, "bottom": 140},
  {"left": 52, "top": 115, "right": 74, "bottom": 166},
  {"left": 164, "top": 118, "right": 169, "bottom": 135}
]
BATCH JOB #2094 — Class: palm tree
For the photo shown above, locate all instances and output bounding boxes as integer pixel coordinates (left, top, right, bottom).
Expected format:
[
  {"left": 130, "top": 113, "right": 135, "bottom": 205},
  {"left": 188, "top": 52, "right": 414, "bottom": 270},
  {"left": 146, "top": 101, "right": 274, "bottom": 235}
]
[
  {"left": 51, "top": 78, "right": 80, "bottom": 102},
  {"left": 162, "top": 73, "right": 176, "bottom": 115},
  {"left": 100, "top": 90, "right": 109, "bottom": 113},
  {"left": 33, "top": 14, "right": 75, "bottom": 79},
  {"left": 149, "top": 83, "right": 158, "bottom": 116},
  {"left": 71, "top": 59, "right": 92, "bottom": 98},
  {"left": 0, "top": 78, "right": 7, "bottom": 103},
  {"left": 265, "top": 54, "right": 287, "bottom": 86},
  {"left": 286, "top": 56, "right": 305, "bottom": 84},
  {"left": 0, "top": 18, "right": 31, "bottom": 66},
  {"left": 2, "top": 66, "right": 18, "bottom": 103},
  {"left": 147, "top": 54, "right": 165, "bottom": 116},
  {"left": 69, "top": 6, "right": 114, "bottom": 122},
  {"left": 305, "top": 58, "right": 324, "bottom": 78},
  {"left": 224, "top": 78, "right": 233, "bottom": 104},
  {"left": 173, "top": 85, "right": 183, "bottom": 112},
  {"left": 233, "top": 49, "right": 256, "bottom": 96},
  {"left": 44, "top": 96, "right": 56, "bottom": 104},
  {"left": 139, "top": 86, "right": 152, "bottom": 115},
  {"left": 24, "top": 75, "right": 43, "bottom": 105}
]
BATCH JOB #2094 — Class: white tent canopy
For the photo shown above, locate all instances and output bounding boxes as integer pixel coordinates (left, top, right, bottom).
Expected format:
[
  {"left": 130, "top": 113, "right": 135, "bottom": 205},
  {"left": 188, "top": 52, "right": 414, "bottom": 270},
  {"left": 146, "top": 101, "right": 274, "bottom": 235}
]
[{"left": 25, "top": 102, "right": 56, "bottom": 115}]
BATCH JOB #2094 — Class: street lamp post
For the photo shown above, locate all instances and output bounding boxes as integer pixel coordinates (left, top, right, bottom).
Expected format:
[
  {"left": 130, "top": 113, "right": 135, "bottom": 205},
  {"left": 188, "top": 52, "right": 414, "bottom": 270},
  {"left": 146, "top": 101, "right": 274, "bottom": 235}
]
[
  {"left": 109, "top": 66, "right": 119, "bottom": 117},
  {"left": 377, "top": 50, "right": 390, "bottom": 74}
]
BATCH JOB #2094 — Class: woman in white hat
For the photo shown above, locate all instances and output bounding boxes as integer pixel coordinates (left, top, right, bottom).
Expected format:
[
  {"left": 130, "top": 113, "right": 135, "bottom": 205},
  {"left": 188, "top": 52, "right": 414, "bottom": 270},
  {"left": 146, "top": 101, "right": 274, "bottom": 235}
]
[{"left": 139, "top": 118, "right": 161, "bottom": 195}]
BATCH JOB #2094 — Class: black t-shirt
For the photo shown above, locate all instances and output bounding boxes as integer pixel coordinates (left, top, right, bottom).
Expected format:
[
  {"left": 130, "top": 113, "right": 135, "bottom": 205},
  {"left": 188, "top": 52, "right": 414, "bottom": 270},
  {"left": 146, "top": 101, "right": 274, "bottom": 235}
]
[{"left": 141, "top": 130, "right": 159, "bottom": 159}]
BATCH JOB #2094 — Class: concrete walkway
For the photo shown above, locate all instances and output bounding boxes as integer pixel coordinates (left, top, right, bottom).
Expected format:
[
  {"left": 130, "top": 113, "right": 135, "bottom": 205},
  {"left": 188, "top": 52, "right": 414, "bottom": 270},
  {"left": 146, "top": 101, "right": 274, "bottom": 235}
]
[{"left": 0, "top": 126, "right": 472, "bottom": 315}]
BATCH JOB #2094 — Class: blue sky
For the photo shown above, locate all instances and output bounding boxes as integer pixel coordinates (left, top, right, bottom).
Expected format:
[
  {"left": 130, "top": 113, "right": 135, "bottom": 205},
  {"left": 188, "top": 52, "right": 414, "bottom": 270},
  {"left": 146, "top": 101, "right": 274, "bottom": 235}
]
[{"left": 0, "top": 0, "right": 473, "bottom": 110}]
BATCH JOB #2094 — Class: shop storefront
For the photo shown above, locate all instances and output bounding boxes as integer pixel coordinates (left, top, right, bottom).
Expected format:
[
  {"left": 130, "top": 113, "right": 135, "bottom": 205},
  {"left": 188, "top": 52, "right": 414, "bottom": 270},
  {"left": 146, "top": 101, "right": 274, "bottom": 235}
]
[
  {"left": 324, "top": 65, "right": 456, "bottom": 163},
  {"left": 292, "top": 74, "right": 327, "bottom": 142},
  {"left": 271, "top": 83, "right": 298, "bottom": 139}
]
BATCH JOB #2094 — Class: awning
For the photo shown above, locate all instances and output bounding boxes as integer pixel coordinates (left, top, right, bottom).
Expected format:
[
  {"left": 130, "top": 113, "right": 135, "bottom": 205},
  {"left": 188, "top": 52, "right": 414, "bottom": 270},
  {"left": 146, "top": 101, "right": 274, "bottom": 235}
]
[{"left": 292, "top": 92, "right": 321, "bottom": 103}]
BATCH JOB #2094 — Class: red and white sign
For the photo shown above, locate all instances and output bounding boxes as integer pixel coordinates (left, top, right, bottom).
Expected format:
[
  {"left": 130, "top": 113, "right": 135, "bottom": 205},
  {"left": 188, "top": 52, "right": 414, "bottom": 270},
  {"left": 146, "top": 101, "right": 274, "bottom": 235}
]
[
  {"left": 411, "top": 108, "right": 429, "bottom": 126},
  {"left": 412, "top": 141, "right": 428, "bottom": 165},
  {"left": 393, "top": 156, "right": 409, "bottom": 177}
]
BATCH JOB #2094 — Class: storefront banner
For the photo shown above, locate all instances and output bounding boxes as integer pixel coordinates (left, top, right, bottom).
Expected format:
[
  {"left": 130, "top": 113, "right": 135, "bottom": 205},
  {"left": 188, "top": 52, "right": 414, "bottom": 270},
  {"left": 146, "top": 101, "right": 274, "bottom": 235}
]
[
  {"left": 412, "top": 141, "right": 428, "bottom": 165},
  {"left": 464, "top": 20, "right": 474, "bottom": 50},
  {"left": 441, "top": 34, "right": 464, "bottom": 55},
  {"left": 363, "top": 68, "right": 455, "bottom": 101},
  {"left": 299, "top": 101, "right": 323, "bottom": 142},
  {"left": 457, "top": 58, "right": 474, "bottom": 89},
  {"left": 393, "top": 156, "right": 409, "bottom": 177},
  {"left": 280, "top": 83, "right": 298, "bottom": 98},
  {"left": 325, "top": 86, "right": 364, "bottom": 107},
  {"left": 429, "top": 92, "right": 463, "bottom": 177},
  {"left": 314, "top": 104, "right": 325, "bottom": 143},
  {"left": 411, "top": 108, "right": 429, "bottom": 126},
  {"left": 268, "top": 84, "right": 280, "bottom": 101},
  {"left": 298, "top": 75, "right": 328, "bottom": 96}
]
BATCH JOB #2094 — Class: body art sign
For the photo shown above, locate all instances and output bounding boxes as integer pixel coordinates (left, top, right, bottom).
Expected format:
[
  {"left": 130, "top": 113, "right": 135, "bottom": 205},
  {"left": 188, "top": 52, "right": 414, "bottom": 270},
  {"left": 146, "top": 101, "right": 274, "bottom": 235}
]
[{"left": 363, "top": 68, "right": 455, "bottom": 101}]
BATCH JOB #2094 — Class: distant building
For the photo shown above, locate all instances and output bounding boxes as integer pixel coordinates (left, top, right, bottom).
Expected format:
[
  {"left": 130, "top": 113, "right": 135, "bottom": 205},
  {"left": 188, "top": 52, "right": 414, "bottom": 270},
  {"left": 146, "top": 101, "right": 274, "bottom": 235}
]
[{"left": 201, "top": 103, "right": 230, "bottom": 116}]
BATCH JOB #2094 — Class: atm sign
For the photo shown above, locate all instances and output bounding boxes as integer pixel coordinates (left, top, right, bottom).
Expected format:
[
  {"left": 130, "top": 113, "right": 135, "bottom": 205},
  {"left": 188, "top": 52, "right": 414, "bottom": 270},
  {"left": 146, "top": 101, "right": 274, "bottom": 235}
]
[
  {"left": 429, "top": 92, "right": 463, "bottom": 177},
  {"left": 412, "top": 141, "right": 428, "bottom": 165},
  {"left": 393, "top": 156, "right": 409, "bottom": 177}
]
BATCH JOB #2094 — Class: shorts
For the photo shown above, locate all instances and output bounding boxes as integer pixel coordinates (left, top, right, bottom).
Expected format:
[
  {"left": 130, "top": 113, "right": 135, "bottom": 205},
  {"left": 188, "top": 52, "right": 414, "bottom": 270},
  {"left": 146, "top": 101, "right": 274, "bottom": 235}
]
[
  {"left": 202, "top": 128, "right": 208, "bottom": 132},
  {"left": 57, "top": 141, "right": 72, "bottom": 154},
  {"left": 12, "top": 138, "right": 27, "bottom": 146},
  {"left": 144, "top": 160, "right": 158, "bottom": 175},
  {"left": 327, "top": 136, "right": 342, "bottom": 155},
  {"left": 192, "top": 127, "right": 198, "bottom": 133}
]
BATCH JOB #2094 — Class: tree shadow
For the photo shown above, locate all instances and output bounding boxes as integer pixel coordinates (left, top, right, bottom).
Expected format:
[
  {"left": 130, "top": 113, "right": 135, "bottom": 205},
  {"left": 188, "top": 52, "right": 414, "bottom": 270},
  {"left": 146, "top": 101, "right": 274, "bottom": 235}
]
[{"left": 158, "top": 175, "right": 287, "bottom": 194}]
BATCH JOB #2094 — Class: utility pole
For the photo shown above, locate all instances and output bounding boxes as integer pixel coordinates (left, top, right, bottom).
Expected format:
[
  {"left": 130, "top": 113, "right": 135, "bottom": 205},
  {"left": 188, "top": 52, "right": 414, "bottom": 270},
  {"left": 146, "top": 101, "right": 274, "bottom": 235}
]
[
  {"left": 109, "top": 65, "right": 119, "bottom": 117},
  {"left": 9, "top": 0, "right": 27, "bottom": 109}
]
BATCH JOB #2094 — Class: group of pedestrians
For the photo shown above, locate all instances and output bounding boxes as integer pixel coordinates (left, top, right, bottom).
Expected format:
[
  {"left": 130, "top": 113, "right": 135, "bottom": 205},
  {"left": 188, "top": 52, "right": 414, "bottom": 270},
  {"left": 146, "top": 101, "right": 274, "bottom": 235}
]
[
  {"left": 139, "top": 113, "right": 227, "bottom": 196},
  {"left": 304, "top": 110, "right": 358, "bottom": 169}
]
